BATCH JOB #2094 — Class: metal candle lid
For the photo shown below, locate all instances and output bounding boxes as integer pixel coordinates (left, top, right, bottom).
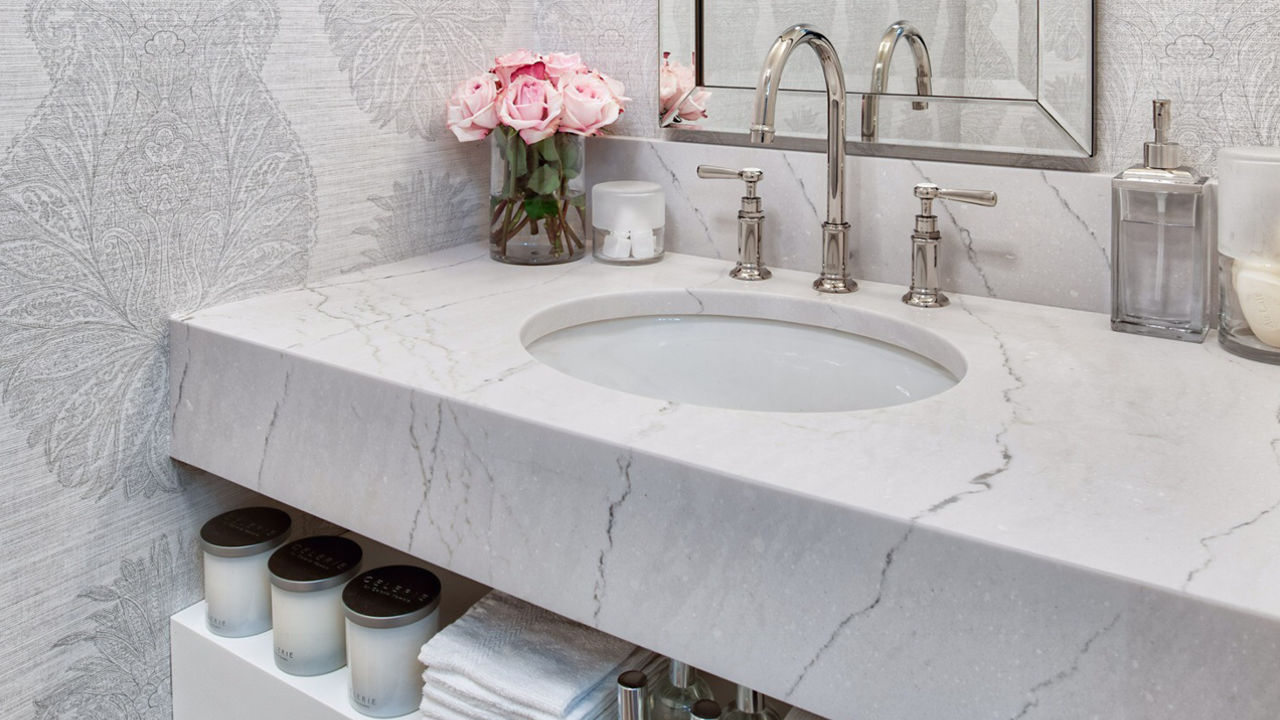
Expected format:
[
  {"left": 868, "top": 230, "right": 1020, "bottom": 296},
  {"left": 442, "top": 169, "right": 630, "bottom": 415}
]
[
  {"left": 268, "top": 536, "right": 362, "bottom": 593},
  {"left": 342, "top": 565, "right": 443, "bottom": 629},
  {"left": 199, "top": 506, "right": 291, "bottom": 559}
]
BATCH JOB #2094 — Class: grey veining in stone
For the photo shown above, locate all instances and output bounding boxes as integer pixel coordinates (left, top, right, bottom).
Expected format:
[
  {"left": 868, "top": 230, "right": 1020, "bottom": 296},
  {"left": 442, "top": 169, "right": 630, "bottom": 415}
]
[
  {"left": 172, "top": 245, "right": 1280, "bottom": 719},
  {"left": 588, "top": 137, "right": 1113, "bottom": 313}
]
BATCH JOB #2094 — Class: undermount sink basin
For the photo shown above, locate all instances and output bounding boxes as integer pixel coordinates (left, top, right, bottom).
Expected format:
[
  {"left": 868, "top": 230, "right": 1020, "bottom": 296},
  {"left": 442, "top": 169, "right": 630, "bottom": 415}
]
[{"left": 521, "top": 290, "right": 964, "bottom": 413}]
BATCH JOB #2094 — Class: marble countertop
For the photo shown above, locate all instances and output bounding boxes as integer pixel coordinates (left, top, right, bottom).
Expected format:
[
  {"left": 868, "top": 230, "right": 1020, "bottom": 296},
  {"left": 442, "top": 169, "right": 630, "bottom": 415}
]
[{"left": 171, "top": 243, "right": 1280, "bottom": 717}]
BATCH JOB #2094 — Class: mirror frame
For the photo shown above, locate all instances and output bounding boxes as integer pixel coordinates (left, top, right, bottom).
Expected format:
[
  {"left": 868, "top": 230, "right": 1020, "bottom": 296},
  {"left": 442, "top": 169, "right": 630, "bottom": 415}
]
[{"left": 661, "top": 0, "right": 1096, "bottom": 169}]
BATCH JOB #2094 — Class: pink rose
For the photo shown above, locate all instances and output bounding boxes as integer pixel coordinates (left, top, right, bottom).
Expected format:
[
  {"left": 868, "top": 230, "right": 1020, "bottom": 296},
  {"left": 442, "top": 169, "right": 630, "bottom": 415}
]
[
  {"left": 498, "top": 75, "right": 563, "bottom": 144},
  {"left": 445, "top": 72, "right": 501, "bottom": 142},
  {"left": 543, "top": 52, "right": 587, "bottom": 83},
  {"left": 493, "top": 48, "right": 543, "bottom": 86},
  {"left": 557, "top": 71, "right": 622, "bottom": 135},
  {"left": 595, "top": 71, "right": 631, "bottom": 108}
]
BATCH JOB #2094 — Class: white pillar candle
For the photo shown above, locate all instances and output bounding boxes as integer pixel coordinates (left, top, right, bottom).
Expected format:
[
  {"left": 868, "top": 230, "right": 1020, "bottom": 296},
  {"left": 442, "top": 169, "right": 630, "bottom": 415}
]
[
  {"left": 199, "top": 507, "right": 291, "bottom": 638},
  {"left": 343, "top": 565, "right": 443, "bottom": 717},
  {"left": 268, "top": 535, "right": 362, "bottom": 676}
]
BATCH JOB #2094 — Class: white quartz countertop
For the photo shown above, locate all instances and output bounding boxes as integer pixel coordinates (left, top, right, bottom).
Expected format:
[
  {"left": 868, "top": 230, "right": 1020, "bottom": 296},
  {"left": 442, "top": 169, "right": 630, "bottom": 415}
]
[{"left": 175, "top": 243, "right": 1280, "bottom": 623}]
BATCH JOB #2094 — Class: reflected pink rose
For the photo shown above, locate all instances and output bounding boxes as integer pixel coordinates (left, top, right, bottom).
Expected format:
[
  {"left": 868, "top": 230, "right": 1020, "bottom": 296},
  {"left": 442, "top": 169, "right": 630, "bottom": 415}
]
[
  {"left": 445, "top": 72, "right": 501, "bottom": 141},
  {"left": 498, "top": 75, "right": 563, "bottom": 144},
  {"left": 660, "top": 58, "right": 710, "bottom": 121}
]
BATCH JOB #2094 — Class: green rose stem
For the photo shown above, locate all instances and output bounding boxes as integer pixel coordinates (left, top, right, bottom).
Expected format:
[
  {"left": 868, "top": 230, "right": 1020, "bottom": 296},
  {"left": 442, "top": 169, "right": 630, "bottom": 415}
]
[{"left": 490, "top": 127, "right": 583, "bottom": 260}]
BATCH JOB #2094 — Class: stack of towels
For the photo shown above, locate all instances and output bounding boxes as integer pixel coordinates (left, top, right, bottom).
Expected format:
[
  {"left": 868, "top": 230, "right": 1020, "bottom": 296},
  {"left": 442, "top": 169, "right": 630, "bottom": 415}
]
[{"left": 420, "top": 591, "right": 658, "bottom": 720}]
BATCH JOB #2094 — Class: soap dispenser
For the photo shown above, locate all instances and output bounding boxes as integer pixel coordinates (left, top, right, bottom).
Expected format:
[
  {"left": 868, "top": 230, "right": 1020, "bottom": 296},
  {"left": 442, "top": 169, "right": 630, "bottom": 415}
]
[{"left": 1111, "top": 99, "right": 1212, "bottom": 342}]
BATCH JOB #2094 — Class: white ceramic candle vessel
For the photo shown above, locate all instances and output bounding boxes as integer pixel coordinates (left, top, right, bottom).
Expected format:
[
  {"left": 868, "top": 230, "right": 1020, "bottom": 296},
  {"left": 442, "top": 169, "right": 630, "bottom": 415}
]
[
  {"left": 199, "top": 506, "right": 291, "bottom": 638},
  {"left": 268, "top": 535, "right": 362, "bottom": 676},
  {"left": 592, "top": 181, "right": 666, "bottom": 264},
  {"left": 343, "top": 565, "right": 443, "bottom": 717}
]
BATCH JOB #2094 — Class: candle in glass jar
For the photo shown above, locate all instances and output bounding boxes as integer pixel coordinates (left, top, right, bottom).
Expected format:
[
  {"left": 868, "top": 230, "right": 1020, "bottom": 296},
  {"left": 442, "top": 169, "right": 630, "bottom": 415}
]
[
  {"left": 268, "top": 535, "right": 362, "bottom": 676},
  {"left": 199, "top": 506, "right": 291, "bottom": 637},
  {"left": 343, "top": 565, "right": 443, "bottom": 717}
]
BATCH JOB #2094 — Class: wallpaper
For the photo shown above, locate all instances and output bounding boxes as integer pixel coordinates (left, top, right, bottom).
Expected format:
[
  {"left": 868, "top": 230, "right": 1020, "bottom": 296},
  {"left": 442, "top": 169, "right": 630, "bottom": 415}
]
[
  {"left": 0, "top": 0, "right": 536, "bottom": 717},
  {"left": 0, "top": 0, "right": 1275, "bottom": 718}
]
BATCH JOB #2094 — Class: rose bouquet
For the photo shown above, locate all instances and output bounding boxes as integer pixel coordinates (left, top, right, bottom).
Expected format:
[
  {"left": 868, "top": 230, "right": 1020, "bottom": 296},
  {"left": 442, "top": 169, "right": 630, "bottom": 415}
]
[{"left": 447, "top": 50, "right": 629, "bottom": 264}]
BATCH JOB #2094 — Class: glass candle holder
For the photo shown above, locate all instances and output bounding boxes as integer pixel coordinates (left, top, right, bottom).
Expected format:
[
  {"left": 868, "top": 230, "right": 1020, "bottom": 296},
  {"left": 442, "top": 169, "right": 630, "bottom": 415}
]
[
  {"left": 199, "top": 506, "right": 291, "bottom": 638},
  {"left": 343, "top": 565, "right": 443, "bottom": 717},
  {"left": 269, "top": 536, "right": 362, "bottom": 676},
  {"left": 1218, "top": 147, "right": 1280, "bottom": 363},
  {"left": 592, "top": 181, "right": 665, "bottom": 265}
]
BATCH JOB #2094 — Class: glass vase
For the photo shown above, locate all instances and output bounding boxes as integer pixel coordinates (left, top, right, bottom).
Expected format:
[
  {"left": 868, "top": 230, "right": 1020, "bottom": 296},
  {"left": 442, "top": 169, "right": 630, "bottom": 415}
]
[{"left": 489, "top": 127, "right": 587, "bottom": 265}]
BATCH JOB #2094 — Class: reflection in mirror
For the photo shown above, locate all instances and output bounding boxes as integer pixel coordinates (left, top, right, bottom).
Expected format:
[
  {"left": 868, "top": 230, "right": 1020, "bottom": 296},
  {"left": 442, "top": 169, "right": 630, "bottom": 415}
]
[{"left": 659, "top": 0, "right": 1094, "bottom": 163}]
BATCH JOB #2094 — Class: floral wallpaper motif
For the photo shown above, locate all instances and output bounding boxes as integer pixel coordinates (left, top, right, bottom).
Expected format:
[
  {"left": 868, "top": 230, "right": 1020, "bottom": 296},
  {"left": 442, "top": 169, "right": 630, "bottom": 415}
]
[
  {"left": 0, "top": 0, "right": 317, "bottom": 499},
  {"left": 1096, "top": 0, "right": 1280, "bottom": 173},
  {"left": 321, "top": 0, "right": 513, "bottom": 141},
  {"left": 34, "top": 536, "right": 198, "bottom": 720},
  {"left": 357, "top": 170, "right": 485, "bottom": 267}
]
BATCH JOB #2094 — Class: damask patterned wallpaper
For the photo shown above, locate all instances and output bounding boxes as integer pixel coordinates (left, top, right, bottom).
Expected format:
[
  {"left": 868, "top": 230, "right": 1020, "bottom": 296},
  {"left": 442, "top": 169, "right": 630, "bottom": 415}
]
[{"left": 0, "top": 0, "right": 1273, "bottom": 719}]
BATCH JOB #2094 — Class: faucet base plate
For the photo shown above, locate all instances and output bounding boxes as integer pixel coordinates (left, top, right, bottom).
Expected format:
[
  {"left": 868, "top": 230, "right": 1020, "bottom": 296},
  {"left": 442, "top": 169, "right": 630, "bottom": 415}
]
[
  {"left": 814, "top": 276, "right": 858, "bottom": 294},
  {"left": 903, "top": 291, "right": 950, "bottom": 308},
  {"left": 731, "top": 264, "right": 773, "bottom": 281}
]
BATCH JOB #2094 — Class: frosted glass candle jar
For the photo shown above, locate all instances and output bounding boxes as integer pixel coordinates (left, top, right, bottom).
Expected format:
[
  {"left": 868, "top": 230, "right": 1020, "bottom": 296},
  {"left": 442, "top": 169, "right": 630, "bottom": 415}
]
[
  {"left": 343, "top": 565, "right": 443, "bottom": 717},
  {"left": 592, "top": 181, "right": 665, "bottom": 264},
  {"left": 269, "top": 536, "right": 362, "bottom": 676},
  {"left": 1218, "top": 147, "right": 1280, "bottom": 363},
  {"left": 199, "top": 506, "right": 291, "bottom": 637}
]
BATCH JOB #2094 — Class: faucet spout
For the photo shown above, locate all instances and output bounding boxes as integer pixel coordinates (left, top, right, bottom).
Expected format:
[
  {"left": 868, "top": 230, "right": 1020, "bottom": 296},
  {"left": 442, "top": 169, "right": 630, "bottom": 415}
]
[
  {"left": 861, "top": 21, "right": 933, "bottom": 142},
  {"left": 749, "top": 24, "right": 855, "bottom": 294}
]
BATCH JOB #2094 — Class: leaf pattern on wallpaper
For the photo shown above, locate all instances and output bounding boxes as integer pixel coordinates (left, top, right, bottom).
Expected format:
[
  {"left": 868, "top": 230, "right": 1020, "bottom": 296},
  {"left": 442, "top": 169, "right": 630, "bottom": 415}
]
[
  {"left": 34, "top": 535, "right": 198, "bottom": 720},
  {"left": 320, "top": 0, "right": 511, "bottom": 141},
  {"left": 1236, "top": 11, "right": 1280, "bottom": 147},
  {"left": 1097, "top": 0, "right": 1280, "bottom": 172},
  {"left": 358, "top": 169, "right": 484, "bottom": 266},
  {"left": 0, "top": 0, "right": 317, "bottom": 499}
]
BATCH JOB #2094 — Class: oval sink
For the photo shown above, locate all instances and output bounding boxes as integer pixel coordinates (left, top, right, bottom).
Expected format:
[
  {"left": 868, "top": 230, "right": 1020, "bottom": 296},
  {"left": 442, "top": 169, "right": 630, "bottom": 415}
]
[{"left": 521, "top": 290, "right": 964, "bottom": 413}]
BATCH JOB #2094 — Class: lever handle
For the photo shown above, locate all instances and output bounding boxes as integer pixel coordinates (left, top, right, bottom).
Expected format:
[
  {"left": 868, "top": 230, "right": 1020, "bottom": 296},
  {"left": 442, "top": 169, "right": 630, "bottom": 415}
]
[
  {"left": 936, "top": 188, "right": 997, "bottom": 206},
  {"left": 904, "top": 183, "right": 996, "bottom": 309},
  {"left": 698, "top": 165, "right": 764, "bottom": 198},
  {"left": 698, "top": 165, "right": 764, "bottom": 183},
  {"left": 696, "top": 165, "right": 745, "bottom": 180},
  {"left": 913, "top": 182, "right": 997, "bottom": 215}
]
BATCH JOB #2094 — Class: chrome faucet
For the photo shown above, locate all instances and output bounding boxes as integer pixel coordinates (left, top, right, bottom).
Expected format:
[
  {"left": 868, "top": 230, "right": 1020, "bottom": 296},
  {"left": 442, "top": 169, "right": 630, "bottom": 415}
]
[
  {"left": 861, "top": 21, "right": 933, "bottom": 142},
  {"left": 749, "top": 24, "right": 856, "bottom": 294}
]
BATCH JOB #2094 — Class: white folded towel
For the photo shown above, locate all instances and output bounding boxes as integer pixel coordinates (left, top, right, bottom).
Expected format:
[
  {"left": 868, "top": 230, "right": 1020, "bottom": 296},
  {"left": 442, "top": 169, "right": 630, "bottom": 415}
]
[
  {"left": 419, "top": 591, "right": 657, "bottom": 720},
  {"left": 422, "top": 647, "right": 656, "bottom": 720}
]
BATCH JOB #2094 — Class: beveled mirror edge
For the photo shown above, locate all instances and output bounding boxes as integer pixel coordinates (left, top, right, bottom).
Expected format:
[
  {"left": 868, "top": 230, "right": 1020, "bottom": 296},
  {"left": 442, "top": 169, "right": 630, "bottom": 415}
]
[{"left": 660, "top": 0, "right": 1097, "bottom": 170}]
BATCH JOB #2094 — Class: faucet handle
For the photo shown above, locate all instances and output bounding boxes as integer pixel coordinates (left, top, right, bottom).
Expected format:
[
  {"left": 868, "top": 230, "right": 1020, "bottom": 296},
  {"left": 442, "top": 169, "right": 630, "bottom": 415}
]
[
  {"left": 913, "top": 183, "right": 997, "bottom": 215},
  {"left": 904, "top": 183, "right": 997, "bottom": 308},
  {"left": 697, "top": 165, "right": 770, "bottom": 282},
  {"left": 697, "top": 165, "right": 763, "bottom": 197}
]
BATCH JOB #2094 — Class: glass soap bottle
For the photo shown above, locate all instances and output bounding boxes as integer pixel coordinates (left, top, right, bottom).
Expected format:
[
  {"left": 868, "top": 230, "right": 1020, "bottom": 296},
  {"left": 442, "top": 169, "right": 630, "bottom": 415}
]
[
  {"left": 1111, "top": 99, "right": 1211, "bottom": 342},
  {"left": 652, "top": 659, "right": 715, "bottom": 720},
  {"left": 722, "top": 686, "right": 779, "bottom": 720}
]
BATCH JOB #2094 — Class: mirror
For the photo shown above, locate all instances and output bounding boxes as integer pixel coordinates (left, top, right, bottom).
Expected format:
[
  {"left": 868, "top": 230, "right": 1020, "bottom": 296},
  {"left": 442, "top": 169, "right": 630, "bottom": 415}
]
[{"left": 660, "top": 0, "right": 1094, "bottom": 164}]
